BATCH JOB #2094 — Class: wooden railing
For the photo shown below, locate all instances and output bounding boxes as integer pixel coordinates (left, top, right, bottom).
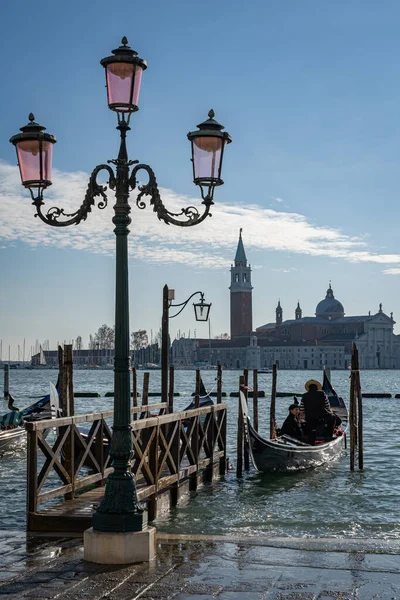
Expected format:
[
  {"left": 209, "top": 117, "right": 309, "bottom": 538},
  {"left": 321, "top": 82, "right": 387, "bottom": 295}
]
[{"left": 25, "top": 401, "right": 227, "bottom": 526}]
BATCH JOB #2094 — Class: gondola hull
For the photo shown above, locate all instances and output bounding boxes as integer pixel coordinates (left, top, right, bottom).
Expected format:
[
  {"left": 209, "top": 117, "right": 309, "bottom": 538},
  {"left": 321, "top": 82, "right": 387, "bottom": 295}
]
[
  {"left": 240, "top": 381, "right": 347, "bottom": 472},
  {"left": 0, "top": 427, "right": 26, "bottom": 452},
  {"left": 248, "top": 425, "right": 345, "bottom": 472}
]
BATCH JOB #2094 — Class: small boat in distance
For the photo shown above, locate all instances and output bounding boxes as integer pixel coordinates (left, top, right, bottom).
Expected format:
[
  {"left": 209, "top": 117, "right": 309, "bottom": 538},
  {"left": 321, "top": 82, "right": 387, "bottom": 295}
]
[
  {"left": 0, "top": 383, "right": 59, "bottom": 453},
  {"left": 241, "top": 372, "right": 348, "bottom": 472}
]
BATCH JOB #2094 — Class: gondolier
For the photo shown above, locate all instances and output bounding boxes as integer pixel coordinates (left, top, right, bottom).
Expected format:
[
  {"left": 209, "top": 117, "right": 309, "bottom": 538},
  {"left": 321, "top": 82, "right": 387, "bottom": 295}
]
[{"left": 300, "top": 380, "right": 336, "bottom": 444}]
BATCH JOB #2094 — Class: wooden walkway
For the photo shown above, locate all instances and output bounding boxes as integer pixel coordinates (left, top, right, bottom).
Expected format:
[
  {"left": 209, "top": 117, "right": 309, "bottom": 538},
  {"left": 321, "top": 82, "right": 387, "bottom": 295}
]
[{"left": 25, "top": 402, "right": 227, "bottom": 535}]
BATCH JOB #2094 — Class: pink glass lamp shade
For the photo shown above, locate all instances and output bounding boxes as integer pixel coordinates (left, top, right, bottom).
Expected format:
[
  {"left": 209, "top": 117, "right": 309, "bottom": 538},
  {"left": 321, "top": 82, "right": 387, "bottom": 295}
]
[
  {"left": 10, "top": 114, "right": 56, "bottom": 189},
  {"left": 188, "top": 110, "right": 231, "bottom": 198},
  {"left": 100, "top": 37, "right": 147, "bottom": 113}
]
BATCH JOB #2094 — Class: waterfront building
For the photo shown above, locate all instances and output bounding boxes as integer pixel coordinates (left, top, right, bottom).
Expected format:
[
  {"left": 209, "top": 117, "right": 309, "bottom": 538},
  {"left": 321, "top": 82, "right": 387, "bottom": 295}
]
[{"left": 171, "top": 232, "right": 400, "bottom": 369}]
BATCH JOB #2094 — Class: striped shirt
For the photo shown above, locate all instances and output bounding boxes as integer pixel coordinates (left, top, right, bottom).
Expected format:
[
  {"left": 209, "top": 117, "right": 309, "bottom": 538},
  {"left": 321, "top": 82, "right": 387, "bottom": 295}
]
[{"left": 300, "top": 390, "right": 331, "bottom": 419}]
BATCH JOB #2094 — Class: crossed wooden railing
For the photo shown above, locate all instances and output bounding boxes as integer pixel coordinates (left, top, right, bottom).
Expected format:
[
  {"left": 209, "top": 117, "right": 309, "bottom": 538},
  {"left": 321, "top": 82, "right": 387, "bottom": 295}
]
[{"left": 25, "top": 401, "right": 227, "bottom": 531}]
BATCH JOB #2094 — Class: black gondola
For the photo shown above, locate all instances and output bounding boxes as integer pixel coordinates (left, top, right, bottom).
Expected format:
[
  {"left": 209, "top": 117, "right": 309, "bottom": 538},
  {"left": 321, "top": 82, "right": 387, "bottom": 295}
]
[{"left": 241, "top": 373, "right": 348, "bottom": 472}]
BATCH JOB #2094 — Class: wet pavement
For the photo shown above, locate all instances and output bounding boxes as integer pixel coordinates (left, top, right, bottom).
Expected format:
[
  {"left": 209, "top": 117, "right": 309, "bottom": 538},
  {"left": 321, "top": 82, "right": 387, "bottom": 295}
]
[{"left": 0, "top": 531, "right": 399, "bottom": 599}]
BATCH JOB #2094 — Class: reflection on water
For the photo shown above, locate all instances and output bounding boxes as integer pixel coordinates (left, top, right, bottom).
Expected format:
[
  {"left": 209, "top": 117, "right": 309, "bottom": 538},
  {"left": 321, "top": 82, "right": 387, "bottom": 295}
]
[{"left": 1, "top": 368, "right": 400, "bottom": 544}]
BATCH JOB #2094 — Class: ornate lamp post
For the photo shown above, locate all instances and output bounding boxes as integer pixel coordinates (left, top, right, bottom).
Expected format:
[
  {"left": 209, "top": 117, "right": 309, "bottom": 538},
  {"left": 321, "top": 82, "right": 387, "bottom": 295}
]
[
  {"left": 161, "top": 285, "right": 211, "bottom": 407},
  {"left": 10, "top": 37, "right": 231, "bottom": 562}
]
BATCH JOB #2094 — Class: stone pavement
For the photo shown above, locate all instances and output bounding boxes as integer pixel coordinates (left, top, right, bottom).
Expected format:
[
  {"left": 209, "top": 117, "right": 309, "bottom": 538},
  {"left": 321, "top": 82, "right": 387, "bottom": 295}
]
[{"left": 0, "top": 531, "right": 399, "bottom": 599}]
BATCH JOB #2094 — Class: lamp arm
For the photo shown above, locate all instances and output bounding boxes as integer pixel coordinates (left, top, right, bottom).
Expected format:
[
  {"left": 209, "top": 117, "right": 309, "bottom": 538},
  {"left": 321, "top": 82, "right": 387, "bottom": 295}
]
[
  {"left": 129, "top": 163, "right": 212, "bottom": 228},
  {"left": 169, "top": 291, "right": 205, "bottom": 319},
  {"left": 32, "top": 164, "right": 116, "bottom": 227}
]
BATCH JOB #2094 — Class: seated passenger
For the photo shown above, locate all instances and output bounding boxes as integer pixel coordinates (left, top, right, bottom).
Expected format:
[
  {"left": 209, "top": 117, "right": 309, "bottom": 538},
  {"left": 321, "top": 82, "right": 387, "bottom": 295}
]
[
  {"left": 300, "top": 380, "right": 336, "bottom": 444},
  {"left": 279, "top": 402, "right": 304, "bottom": 440}
]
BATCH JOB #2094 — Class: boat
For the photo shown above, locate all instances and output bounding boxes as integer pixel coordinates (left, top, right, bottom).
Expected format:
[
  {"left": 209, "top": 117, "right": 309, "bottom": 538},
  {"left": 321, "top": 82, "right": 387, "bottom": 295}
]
[
  {"left": 241, "top": 372, "right": 348, "bottom": 472},
  {"left": 0, "top": 383, "right": 60, "bottom": 452},
  {"left": 258, "top": 369, "right": 273, "bottom": 374}
]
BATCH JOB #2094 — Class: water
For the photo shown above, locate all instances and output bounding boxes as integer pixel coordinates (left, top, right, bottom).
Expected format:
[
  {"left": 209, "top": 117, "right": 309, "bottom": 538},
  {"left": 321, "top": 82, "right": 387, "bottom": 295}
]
[{"left": 1, "top": 368, "right": 400, "bottom": 549}]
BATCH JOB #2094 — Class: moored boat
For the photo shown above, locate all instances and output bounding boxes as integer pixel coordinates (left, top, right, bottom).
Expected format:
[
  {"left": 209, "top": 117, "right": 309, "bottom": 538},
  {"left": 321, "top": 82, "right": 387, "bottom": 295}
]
[
  {"left": 241, "top": 373, "right": 348, "bottom": 472},
  {"left": 0, "top": 383, "right": 59, "bottom": 453}
]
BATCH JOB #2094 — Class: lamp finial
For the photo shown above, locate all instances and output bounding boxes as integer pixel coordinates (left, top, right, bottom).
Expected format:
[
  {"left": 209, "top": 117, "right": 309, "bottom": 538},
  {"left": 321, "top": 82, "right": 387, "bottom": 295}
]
[{"left": 208, "top": 109, "right": 215, "bottom": 119}]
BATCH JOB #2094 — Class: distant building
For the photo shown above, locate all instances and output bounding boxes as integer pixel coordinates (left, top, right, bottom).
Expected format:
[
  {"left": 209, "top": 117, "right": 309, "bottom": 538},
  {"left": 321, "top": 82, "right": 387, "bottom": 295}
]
[{"left": 171, "top": 232, "right": 400, "bottom": 369}]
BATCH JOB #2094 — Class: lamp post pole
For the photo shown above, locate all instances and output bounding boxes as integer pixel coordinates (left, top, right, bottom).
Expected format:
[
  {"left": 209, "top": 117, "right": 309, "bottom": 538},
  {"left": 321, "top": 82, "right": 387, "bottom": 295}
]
[
  {"left": 161, "top": 286, "right": 211, "bottom": 408},
  {"left": 161, "top": 285, "right": 170, "bottom": 409},
  {"left": 10, "top": 37, "right": 230, "bottom": 560}
]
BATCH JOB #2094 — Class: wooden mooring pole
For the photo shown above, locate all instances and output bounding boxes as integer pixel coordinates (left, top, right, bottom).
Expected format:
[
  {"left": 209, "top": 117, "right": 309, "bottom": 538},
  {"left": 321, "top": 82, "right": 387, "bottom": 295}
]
[
  {"left": 3, "top": 364, "right": 9, "bottom": 398},
  {"left": 168, "top": 365, "right": 174, "bottom": 413},
  {"left": 352, "top": 343, "right": 364, "bottom": 470},
  {"left": 132, "top": 366, "right": 137, "bottom": 421},
  {"left": 253, "top": 369, "right": 259, "bottom": 432},
  {"left": 243, "top": 369, "right": 250, "bottom": 470},
  {"left": 217, "top": 364, "right": 222, "bottom": 404},
  {"left": 349, "top": 344, "right": 357, "bottom": 471},
  {"left": 270, "top": 363, "right": 277, "bottom": 439},
  {"left": 236, "top": 375, "right": 244, "bottom": 478},
  {"left": 190, "top": 369, "right": 201, "bottom": 491}
]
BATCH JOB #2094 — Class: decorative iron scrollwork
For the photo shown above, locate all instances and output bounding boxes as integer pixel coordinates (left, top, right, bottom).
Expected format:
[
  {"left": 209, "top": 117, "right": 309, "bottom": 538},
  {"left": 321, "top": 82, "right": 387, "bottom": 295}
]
[
  {"left": 129, "top": 163, "right": 212, "bottom": 227},
  {"left": 32, "top": 164, "right": 116, "bottom": 227}
]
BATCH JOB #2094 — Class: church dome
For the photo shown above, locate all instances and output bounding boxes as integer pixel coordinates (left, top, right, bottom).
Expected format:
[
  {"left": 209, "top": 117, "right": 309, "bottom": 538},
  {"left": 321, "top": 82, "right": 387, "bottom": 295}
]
[{"left": 315, "top": 284, "right": 344, "bottom": 320}]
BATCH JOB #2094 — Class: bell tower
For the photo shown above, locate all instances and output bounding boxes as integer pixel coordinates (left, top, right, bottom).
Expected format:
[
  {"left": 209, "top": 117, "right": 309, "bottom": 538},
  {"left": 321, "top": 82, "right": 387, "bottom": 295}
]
[
  {"left": 295, "top": 301, "right": 302, "bottom": 320},
  {"left": 276, "top": 300, "right": 283, "bottom": 325},
  {"left": 230, "top": 229, "right": 253, "bottom": 339}
]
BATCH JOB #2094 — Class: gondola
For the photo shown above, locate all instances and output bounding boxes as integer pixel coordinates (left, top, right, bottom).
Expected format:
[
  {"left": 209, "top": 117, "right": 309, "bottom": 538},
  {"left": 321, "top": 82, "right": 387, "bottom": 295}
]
[
  {"left": 241, "top": 373, "right": 348, "bottom": 472},
  {"left": 0, "top": 383, "right": 59, "bottom": 453}
]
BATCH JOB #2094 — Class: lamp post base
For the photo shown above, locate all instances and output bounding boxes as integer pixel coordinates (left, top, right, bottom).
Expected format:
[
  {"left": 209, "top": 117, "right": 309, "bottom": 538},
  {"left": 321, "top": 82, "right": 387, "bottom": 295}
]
[
  {"left": 92, "top": 509, "right": 148, "bottom": 533},
  {"left": 84, "top": 526, "right": 156, "bottom": 564}
]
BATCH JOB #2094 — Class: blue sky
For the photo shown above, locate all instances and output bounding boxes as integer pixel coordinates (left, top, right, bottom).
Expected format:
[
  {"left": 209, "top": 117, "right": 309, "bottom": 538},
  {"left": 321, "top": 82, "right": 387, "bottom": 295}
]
[{"left": 2, "top": 0, "right": 400, "bottom": 359}]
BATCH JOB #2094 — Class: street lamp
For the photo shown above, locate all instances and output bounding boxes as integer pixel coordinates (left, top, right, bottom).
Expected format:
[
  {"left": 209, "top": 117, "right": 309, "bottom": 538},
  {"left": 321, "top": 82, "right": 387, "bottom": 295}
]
[
  {"left": 10, "top": 37, "right": 230, "bottom": 562},
  {"left": 161, "top": 284, "right": 211, "bottom": 409}
]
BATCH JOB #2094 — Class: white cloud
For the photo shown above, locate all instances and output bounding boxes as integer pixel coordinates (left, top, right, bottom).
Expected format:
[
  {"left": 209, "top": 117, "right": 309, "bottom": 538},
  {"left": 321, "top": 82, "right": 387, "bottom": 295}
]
[
  {"left": 383, "top": 268, "right": 400, "bottom": 275},
  {"left": 274, "top": 197, "right": 283, "bottom": 203},
  {"left": 1, "top": 160, "right": 400, "bottom": 273}
]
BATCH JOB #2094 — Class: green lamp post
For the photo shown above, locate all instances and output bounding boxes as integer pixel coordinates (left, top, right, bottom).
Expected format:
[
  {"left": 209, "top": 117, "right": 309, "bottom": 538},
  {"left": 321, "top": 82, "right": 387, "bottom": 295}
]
[{"left": 10, "top": 37, "right": 231, "bottom": 535}]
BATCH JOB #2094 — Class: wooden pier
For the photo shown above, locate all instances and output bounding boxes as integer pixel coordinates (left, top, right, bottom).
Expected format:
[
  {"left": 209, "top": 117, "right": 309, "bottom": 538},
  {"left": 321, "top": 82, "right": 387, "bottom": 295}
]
[{"left": 25, "top": 401, "right": 226, "bottom": 535}]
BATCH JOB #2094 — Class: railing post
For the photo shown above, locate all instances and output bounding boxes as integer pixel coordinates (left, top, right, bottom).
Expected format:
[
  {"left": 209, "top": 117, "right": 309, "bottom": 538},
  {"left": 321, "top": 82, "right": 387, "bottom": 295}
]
[
  {"left": 147, "top": 420, "right": 159, "bottom": 521},
  {"left": 204, "top": 406, "right": 215, "bottom": 482},
  {"left": 170, "top": 418, "right": 180, "bottom": 506},
  {"left": 26, "top": 425, "right": 38, "bottom": 531}
]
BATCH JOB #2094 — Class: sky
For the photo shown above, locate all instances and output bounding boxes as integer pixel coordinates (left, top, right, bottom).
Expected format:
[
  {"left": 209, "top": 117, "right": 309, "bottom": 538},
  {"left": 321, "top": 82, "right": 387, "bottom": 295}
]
[{"left": 1, "top": 0, "right": 400, "bottom": 360}]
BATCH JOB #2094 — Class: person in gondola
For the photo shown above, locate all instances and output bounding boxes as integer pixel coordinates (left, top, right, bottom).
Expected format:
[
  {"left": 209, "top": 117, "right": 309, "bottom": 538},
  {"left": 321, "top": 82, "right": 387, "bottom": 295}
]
[
  {"left": 279, "top": 400, "right": 304, "bottom": 441},
  {"left": 300, "top": 380, "right": 336, "bottom": 444}
]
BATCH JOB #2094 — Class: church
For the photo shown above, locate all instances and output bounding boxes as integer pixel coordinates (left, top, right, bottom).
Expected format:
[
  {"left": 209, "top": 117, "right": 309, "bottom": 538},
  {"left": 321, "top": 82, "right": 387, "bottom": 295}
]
[{"left": 172, "top": 231, "right": 400, "bottom": 370}]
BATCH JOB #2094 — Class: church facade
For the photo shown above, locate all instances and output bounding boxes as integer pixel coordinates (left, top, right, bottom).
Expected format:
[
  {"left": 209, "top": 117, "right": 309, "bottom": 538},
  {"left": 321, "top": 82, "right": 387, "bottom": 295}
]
[{"left": 171, "top": 232, "right": 400, "bottom": 369}]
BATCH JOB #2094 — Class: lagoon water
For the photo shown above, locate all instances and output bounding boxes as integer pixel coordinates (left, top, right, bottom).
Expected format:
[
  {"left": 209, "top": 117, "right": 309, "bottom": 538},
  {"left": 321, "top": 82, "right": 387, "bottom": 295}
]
[{"left": 1, "top": 368, "right": 400, "bottom": 550}]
